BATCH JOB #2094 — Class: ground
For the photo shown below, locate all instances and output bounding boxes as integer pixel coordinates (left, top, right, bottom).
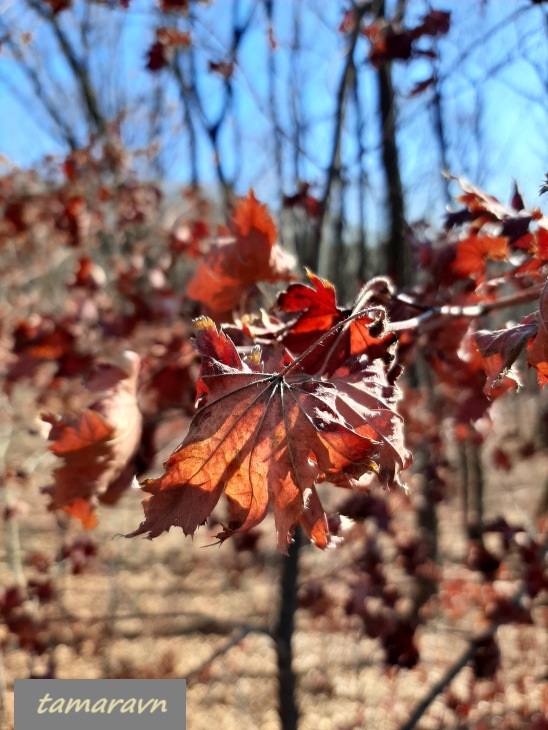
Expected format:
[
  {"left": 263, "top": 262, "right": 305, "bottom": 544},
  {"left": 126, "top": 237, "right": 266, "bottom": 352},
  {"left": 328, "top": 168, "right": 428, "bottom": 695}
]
[{"left": 1, "top": 388, "right": 547, "bottom": 730}]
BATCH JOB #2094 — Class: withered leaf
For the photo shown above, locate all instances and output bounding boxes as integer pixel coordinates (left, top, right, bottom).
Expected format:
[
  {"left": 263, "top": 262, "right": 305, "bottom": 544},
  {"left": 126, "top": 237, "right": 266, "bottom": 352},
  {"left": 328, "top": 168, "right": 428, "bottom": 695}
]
[
  {"left": 42, "top": 352, "right": 142, "bottom": 526},
  {"left": 528, "top": 279, "right": 548, "bottom": 386},
  {"left": 186, "top": 191, "right": 295, "bottom": 315},
  {"left": 473, "top": 317, "right": 538, "bottom": 393},
  {"left": 127, "top": 318, "right": 410, "bottom": 553}
]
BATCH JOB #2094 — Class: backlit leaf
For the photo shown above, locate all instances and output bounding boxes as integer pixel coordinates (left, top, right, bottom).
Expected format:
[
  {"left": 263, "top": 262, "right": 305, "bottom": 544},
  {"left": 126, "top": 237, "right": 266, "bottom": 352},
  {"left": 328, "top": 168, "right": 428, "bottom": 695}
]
[
  {"left": 126, "top": 319, "right": 410, "bottom": 553},
  {"left": 186, "top": 191, "right": 295, "bottom": 315}
]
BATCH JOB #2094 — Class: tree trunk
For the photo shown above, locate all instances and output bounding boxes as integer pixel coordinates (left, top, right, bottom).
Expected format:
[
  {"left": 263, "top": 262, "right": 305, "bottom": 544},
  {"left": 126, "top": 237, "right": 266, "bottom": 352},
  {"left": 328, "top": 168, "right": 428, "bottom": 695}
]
[
  {"left": 274, "top": 528, "right": 301, "bottom": 730},
  {"left": 376, "top": 0, "right": 408, "bottom": 287}
]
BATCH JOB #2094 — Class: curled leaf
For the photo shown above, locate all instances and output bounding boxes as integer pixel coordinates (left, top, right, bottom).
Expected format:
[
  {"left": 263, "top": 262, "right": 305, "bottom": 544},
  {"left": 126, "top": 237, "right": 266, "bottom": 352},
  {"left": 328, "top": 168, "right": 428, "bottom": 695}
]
[
  {"left": 42, "top": 352, "right": 142, "bottom": 527},
  {"left": 473, "top": 317, "right": 537, "bottom": 393}
]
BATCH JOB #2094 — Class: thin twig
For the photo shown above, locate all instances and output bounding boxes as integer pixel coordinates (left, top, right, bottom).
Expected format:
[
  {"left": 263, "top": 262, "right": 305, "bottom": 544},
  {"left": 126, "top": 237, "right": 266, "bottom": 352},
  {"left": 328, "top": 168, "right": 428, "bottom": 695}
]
[
  {"left": 38, "top": 610, "right": 270, "bottom": 634},
  {"left": 29, "top": 0, "right": 107, "bottom": 137},
  {"left": 399, "top": 538, "right": 547, "bottom": 730},
  {"left": 388, "top": 284, "right": 545, "bottom": 333},
  {"left": 186, "top": 625, "right": 262, "bottom": 686},
  {"left": 310, "top": 0, "right": 371, "bottom": 272}
]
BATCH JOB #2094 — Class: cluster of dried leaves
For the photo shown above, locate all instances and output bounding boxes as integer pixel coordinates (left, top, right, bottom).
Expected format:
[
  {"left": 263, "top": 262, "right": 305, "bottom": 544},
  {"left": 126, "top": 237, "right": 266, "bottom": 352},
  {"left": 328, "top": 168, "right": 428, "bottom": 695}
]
[{"left": 1, "top": 138, "right": 546, "bottom": 555}]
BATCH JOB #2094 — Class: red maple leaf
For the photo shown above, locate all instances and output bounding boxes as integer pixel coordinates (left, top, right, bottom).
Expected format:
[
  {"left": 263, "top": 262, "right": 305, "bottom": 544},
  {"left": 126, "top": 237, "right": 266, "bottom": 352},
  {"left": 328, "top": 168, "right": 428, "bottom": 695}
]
[
  {"left": 274, "top": 271, "right": 397, "bottom": 375},
  {"left": 452, "top": 235, "right": 508, "bottom": 280},
  {"left": 528, "top": 279, "right": 548, "bottom": 386},
  {"left": 282, "top": 182, "right": 321, "bottom": 218},
  {"left": 146, "top": 41, "right": 169, "bottom": 71},
  {"left": 473, "top": 316, "right": 538, "bottom": 393},
  {"left": 338, "top": 9, "right": 356, "bottom": 34},
  {"left": 126, "top": 318, "right": 410, "bottom": 553},
  {"left": 159, "top": 0, "right": 189, "bottom": 12},
  {"left": 44, "top": 0, "right": 72, "bottom": 14},
  {"left": 186, "top": 191, "right": 295, "bottom": 315},
  {"left": 12, "top": 316, "right": 75, "bottom": 360},
  {"left": 362, "top": 10, "right": 449, "bottom": 68},
  {"left": 42, "top": 352, "right": 142, "bottom": 526}
]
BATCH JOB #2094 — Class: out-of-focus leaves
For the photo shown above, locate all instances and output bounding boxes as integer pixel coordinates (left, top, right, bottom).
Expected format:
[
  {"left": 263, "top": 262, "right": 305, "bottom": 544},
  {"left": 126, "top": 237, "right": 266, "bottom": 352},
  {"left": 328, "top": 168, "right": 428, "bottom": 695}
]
[
  {"left": 452, "top": 235, "right": 508, "bottom": 280},
  {"left": 473, "top": 316, "right": 537, "bottom": 393},
  {"left": 527, "top": 279, "right": 548, "bottom": 386},
  {"left": 186, "top": 191, "right": 295, "bottom": 316},
  {"left": 208, "top": 60, "right": 234, "bottom": 79},
  {"left": 42, "top": 352, "right": 142, "bottom": 527}
]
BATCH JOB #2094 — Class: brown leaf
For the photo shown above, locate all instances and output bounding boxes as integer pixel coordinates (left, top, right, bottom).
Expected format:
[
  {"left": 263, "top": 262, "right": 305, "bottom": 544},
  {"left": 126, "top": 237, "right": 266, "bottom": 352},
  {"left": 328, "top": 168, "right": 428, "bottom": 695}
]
[
  {"left": 156, "top": 27, "right": 191, "bottom": 48},
  {"left": 452, "top": 235, "right": 508, "bottom": 280},
  {"left": 473, "top": 317, "right": 537, "bottom": 393},
  {"left": 42, "top": 352, "right": 142, "bottom": 526},
  {"left": 208, "top": 60, "right": 234, "bottom": 80},
  {"left": 186, "top": 191, "right": 295, "bottom": 314},
  {"left": 126, "top": 319, "right": 410, "bottom": 553}
]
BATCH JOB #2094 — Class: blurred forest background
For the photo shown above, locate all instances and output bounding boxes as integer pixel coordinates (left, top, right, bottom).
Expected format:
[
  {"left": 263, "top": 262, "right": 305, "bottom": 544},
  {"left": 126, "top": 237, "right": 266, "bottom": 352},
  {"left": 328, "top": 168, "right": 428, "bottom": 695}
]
[
  {"left": 0, "top": 1, "right": 547, "bottom": 729},
  {"left": 1, "top": 0, "right": 547, "bottom": 292}
]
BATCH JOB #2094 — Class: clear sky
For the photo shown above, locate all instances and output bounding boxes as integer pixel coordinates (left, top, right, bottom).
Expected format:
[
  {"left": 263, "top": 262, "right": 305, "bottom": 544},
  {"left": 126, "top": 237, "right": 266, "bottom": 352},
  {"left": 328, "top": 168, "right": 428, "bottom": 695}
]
[{"left": 0, "top": 0, "right": 547, "bottom": 234}]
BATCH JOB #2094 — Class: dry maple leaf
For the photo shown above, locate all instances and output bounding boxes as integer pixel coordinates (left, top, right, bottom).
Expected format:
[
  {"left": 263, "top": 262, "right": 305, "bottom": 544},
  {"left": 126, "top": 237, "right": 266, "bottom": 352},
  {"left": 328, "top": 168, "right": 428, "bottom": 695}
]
[
  {"left": 242, "top": 272, "right": 396, "bottom": 376},
  {"left": 452, "top": 235, "right": 509, "bottom": 280},
  {"left": 42, "top": 351, "right": 142, "bottom": 526},
  {"left": 473, "top": 316, "right": 538, "bottom": 394},
  {"left": 528, "top": 279, "right": 548, "bottom": 386},
  {"left": 126, "top": 318, "right": 410, "bottom": 553},
  {"left": 186, "top": 190, "right": 295, "bottom": 315},
  {"left": 273, "top": 271, "right": 397, "bottom": 375}
]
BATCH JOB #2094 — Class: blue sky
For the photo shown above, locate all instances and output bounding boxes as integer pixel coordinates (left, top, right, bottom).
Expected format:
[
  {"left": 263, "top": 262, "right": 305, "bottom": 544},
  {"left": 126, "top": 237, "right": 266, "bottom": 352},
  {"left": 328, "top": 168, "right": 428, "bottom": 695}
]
[{"left": 0, "top": 0, "right": 547, "bottom": 234}]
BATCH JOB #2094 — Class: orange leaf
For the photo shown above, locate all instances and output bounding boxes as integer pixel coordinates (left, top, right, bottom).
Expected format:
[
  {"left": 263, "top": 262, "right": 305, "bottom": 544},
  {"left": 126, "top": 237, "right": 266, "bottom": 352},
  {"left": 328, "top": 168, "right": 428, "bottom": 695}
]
[
  {"left": 126, "top": 319, "right": 410, "bottom": 553},
  {"left": 42, "top": 352, "right": 142, "bottom": 526},
  {"left": 62, "top": 498, "right": 99, "bottom": 530},
  {"left": 186, "top": 191, "right": 295, "bottom": 314},
  {"left": 44, "top": 410, "right": 114, "bottom": 454},
  {"left": 452, "top": 235, "right": 508, "bottom": 279},
  {"left": 528, "top": 280, "right": 548, "bottom": 386}
]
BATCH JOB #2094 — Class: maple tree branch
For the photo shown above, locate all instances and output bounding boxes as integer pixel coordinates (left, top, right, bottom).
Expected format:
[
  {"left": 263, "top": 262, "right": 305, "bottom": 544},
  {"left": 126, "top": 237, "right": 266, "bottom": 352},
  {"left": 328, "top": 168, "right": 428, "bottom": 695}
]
[
  {"left": 310, "top": 0, "right": 370, "bottom": 273},
  {"left": 351, "top": 63, "right": 369, "bottom": 280},
  {"left": 173, "top": 58, "right": 199, "bottom": 188},
  {"left": 186, "top": 625, "right": 265, "bottom": 687},
  {"left": 28, "top": 0, "right": 107, "bottom": 138},
  {"left": 39, "top": 610, "right": 269, "bottom": 637},
  {"left": 377, "top": 0, "right": 409, "bottom": 287},
  {"left": 264, "top": 0, "right": 284, "bottom": 217},
  {"left": 437, "top": 4, "right": 531, "bottom": 86},
  {"left": 181, "top": 0, "right": 257, "bottom": 207},
  {"left": 0, "top": 29, "right": 78, "bottom": 149},
  {"left": 389, "top": 284, "right": 545, "bottom": 333}
]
